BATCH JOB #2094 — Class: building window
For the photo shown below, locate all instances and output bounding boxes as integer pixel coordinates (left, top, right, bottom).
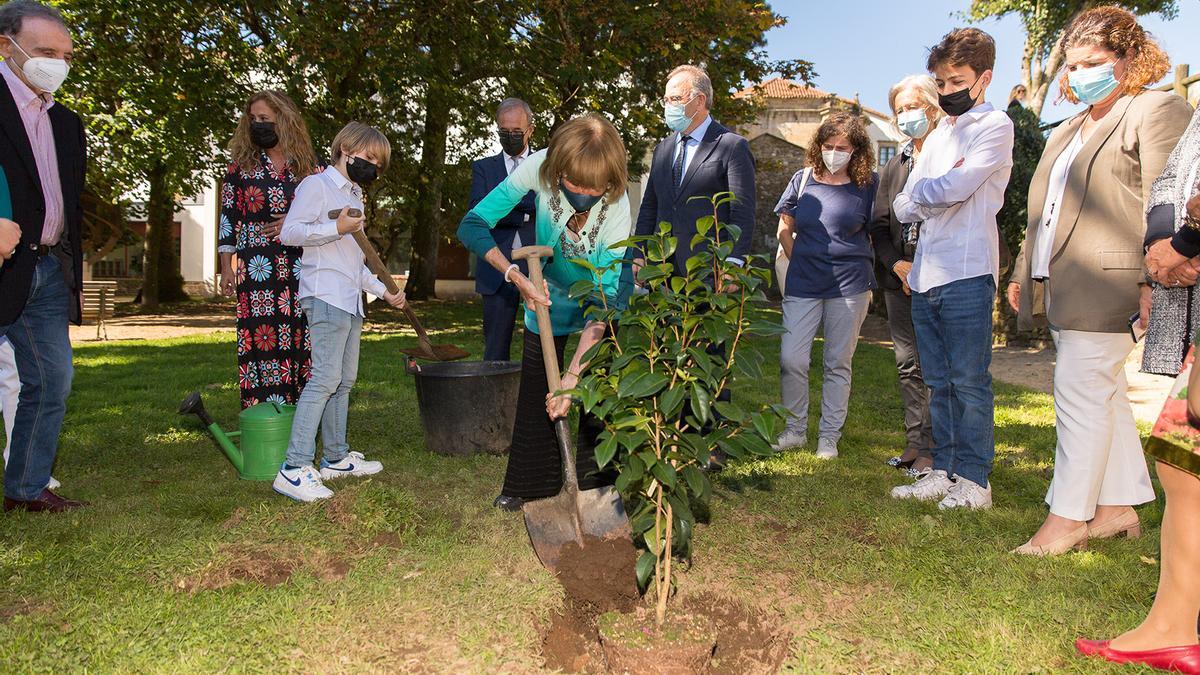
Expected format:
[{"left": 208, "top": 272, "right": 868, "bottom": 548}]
[{"left": 878, "top": 143, "right": 897, "bottom": 165}]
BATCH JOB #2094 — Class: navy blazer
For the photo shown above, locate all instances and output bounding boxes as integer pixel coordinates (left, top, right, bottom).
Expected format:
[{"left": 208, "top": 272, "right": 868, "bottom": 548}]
[
  {"left": 468, "top": 151, "right": 537, "bottom": 295},
  {"left": 635, "top": 119, "right": 755, "bottom": 274},
  {"left": 0, "top": 80, "right": 87, "bottom": 326}
]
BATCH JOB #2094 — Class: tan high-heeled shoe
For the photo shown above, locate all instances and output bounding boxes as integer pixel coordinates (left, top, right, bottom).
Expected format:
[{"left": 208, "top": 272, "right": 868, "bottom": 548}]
[
  {"left": 1012, "top": 523, "right": 1089, "bottom": 556},
  {"left": 1087, "top": 510, "right": 1141, "bottom": 540}
]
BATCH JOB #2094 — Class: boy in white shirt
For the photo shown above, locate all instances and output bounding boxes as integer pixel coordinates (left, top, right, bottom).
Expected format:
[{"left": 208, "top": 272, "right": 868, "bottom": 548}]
[
  {"left": 275, "top": 122, "right": 407, "bottom": 502},
  {"left": 889, "top": 28, "right": 1014, "bottom": 510}
]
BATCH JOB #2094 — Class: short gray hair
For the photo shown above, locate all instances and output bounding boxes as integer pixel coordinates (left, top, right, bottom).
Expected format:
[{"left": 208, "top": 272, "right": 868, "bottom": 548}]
[
  {"left": 887, "top": 74, "right": 943, "bottom": 124},
  {"left": 495, "top": 98, "right": 532, "bottom": 124},
  {"left": 668, "top": 65, "right": 713, "bottom": 106},
  {"left": 0, "top": 1, "right": 67, "bottom": 37}
]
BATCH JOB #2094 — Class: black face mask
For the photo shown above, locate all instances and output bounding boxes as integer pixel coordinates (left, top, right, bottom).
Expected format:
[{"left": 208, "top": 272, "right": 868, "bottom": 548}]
[
  {"left": 498, "top": 130, "right": 527, "bottom": 157},
  {"left": 346, "top": 156, "right": 379, "bottom": 186},
  {"left": 249, "top": 121, "right": 279, "bottom": 150},
  {"left": 938, "top": 77, "right": 981, "bottom": 117},
  {"left": 560, "top": 180, "right": 602, "bottom": 213}
]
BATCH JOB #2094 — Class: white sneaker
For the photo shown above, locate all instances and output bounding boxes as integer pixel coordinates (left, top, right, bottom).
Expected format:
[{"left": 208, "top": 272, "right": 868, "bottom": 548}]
[
  {"left": 771, "top": 428, "right": 807, "bottom": 451},
  {"left": 319, "top": 451, "right": 383, "bottom": 480},
  {"left": 938, "top": 475, "right": 992, "bottom": 510},
  {"left": 815, "top": 437, "right": 838, "bottom": 460},
  {"left": 890, "top": 469, "right": 954, "bottom": 501},
  {"left": 47, "top": 476, "right": 61, "bottom": 490},
  {"left": 273, "top": 464, "right": 334, "bottom": 502}
]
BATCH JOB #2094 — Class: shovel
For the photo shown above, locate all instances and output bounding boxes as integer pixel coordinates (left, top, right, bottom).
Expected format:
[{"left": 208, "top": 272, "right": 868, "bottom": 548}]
[
  {"left": 510, "top": 245, "right": 632, "bottom": 572},
  {"left": 333, "top": 208, "right": 469, "bottom": 362}
]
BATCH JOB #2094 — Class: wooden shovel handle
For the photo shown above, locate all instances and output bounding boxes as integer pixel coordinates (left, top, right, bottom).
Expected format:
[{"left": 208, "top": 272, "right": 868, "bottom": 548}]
[{"left": 348, "top": 228, "right": 432, "bottom": 346}]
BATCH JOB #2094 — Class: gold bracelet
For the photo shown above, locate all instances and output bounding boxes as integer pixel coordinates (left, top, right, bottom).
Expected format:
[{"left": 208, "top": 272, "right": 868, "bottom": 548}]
[{"left": 1186, "top": 215, "right": 1200, "bottom": 233}]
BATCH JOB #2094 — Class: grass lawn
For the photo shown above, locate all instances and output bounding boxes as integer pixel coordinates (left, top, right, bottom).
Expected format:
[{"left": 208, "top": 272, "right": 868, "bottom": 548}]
[{"left": 0, "top": 300, "right": 1164, "bottom": 672}]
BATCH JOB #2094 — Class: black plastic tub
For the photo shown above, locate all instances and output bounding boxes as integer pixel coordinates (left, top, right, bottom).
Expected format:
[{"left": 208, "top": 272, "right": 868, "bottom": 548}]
[{"left": 406, "top": 359, "right": 522, "bottom": 457}]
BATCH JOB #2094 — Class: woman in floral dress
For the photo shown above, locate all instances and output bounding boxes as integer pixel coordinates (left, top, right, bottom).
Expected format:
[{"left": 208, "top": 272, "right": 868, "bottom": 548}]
[{"left": 218, "top": 91, "right": 319, "bottom": 408}]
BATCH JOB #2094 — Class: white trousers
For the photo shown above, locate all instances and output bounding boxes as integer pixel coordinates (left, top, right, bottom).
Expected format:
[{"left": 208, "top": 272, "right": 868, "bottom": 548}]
[
  {"left": 0, "top": 337, "right": 18, "bottom": 465},
  {"left": 1045, "top": 328, "right": 1155, "bottom": 520}
]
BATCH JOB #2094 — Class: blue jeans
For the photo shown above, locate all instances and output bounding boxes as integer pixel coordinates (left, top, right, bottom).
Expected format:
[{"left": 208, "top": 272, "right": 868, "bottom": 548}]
[
  {"left": 910, "top": 274, "right": 995, "bottom": 487},
  {"left": 0, "top": 255, "right": 74, "bottom": 500},
  {"left": 284, "top": 298, "right": 361, "bottom": 466}
]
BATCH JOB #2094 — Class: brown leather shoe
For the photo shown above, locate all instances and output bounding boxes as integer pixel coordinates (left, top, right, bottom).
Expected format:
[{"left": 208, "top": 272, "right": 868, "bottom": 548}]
[{"left": 3, "top": 489, "right": 88, "bottom": 513}]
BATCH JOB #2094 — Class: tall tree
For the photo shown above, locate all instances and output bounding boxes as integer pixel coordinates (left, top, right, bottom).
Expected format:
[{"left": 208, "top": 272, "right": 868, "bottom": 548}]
[
  {"left": 60, "top": 0, "right": 258, "bottom": 307},
  {"left": 968, "top": 0, "right": 1179, "bottom": 116}
]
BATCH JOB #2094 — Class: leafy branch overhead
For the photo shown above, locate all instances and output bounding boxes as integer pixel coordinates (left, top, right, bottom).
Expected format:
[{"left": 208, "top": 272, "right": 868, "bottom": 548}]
[{"left": 567, "top": 192, "right": 787, "bottom": 628}]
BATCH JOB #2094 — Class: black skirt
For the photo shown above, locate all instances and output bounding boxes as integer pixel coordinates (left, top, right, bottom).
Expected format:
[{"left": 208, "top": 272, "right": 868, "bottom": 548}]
[{"left": 501, "top": 328, "right": 615, "bottom": 499}]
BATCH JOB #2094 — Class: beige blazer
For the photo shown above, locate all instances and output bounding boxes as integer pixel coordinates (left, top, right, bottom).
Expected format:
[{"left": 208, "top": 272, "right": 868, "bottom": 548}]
[{"left": 1012, "top": 90, "right": 1193, "bottom": 333}]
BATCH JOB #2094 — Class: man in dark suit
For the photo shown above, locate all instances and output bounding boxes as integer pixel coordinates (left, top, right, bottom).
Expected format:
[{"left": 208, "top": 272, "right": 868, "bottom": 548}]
[
  {"left": 468, "top": 97, "right": 537, "bottom": 362},
  {"left": 635, "top": 64, "right": 756, "bottom": 276},
  {"left": 635, "top": 65, "right": 756, "bottom": 470},
  {"left": 0, "top": 1, "right": 88, "bottom": 512}
]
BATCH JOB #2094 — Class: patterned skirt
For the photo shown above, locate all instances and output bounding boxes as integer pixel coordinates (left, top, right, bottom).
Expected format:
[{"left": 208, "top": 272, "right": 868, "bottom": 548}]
[{"left": 234, "top": 241, "right": 311, "bottom": 408}]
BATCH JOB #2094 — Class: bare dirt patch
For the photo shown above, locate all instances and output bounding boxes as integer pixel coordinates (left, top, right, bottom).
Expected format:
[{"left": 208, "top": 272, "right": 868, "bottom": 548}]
[{"left": 174, "top": 543, "right": 353, "bottom": 592}]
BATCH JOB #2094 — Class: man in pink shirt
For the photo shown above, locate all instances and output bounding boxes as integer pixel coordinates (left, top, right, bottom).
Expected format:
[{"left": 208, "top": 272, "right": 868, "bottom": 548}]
[{"left": 0, "top": 1, "right": 88, "bottom": 513}]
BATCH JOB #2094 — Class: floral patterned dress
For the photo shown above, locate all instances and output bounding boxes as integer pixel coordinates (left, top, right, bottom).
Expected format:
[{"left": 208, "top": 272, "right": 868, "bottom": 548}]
[{"left": 219, "top": 153, "right": 312, "bottom": 408}]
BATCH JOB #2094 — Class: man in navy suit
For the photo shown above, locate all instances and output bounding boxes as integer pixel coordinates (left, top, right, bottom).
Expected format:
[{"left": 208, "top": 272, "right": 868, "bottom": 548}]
[
  {"left": 636, "top": 65, "right": 756, "bottom": 470},
  {"left": 468, "top": 98, "right": 538, "bottom": 362},
  {"left": 635, "top": 64, "right": 756, "bottom": 276}
]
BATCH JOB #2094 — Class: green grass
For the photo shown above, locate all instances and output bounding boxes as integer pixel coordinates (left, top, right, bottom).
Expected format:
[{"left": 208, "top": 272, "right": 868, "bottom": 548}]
[{"left": 0, "top": 300, "right": 1165, "bottom": 672}]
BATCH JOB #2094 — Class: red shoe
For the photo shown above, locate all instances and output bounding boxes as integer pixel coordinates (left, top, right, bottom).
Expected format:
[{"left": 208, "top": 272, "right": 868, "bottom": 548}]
[
  {"left": 3, "top": 488, "right": 88, "bottom": 513},
  {"left": 1076, "top": 639, "right": 1200, "bottom": 673}
]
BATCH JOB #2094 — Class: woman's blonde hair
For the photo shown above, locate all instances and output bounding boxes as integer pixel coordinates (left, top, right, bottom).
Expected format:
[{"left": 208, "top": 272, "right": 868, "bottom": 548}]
[
  {"left": 330, "top": 122, "right": 392, "bottom": 172},
  {"left": 806, "top": 112, "right": 875, "bottom": 188},
  {"left": 1058, "top": 5, "right": 1171, "bottom": 104},
  {"left": 538, "top": 114, "right": 628, "bottom": 202},
  {"left": 228, "top": 91, "right": 317, "bottom": 177},
  {"left": 887, "top": 74, "right": 944, "bottom": 131}
]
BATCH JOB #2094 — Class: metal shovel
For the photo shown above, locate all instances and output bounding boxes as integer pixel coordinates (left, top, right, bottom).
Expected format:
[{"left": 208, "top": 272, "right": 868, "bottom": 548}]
[
  {"left": 333, "top": 208, "right": 470, "bottom": 362},
  {"left": 510, "top": 245, "right": 632, "bottom": 572}
]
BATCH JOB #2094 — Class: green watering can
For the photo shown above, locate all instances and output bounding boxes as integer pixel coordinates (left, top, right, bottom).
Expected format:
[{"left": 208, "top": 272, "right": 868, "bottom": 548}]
[{"left": 178, "top": 391, "right": 295, "bottom": 481}]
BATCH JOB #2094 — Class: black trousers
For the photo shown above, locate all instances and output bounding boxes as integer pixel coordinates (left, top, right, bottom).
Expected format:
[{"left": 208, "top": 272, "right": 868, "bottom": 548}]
[
  {"left": 481, "top": 284, "right": 521, "bottom": 362},
  {"left": 883, "top": 287, "right": 934, "bottom": 457},
  {"left": 500, "top": 329, "right": 614, "bottom": 499}
]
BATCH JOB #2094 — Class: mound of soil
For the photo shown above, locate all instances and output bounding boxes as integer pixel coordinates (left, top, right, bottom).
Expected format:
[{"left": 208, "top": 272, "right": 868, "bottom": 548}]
[{"left": 539, "top": 536, "right": 788, "bottom": 673}]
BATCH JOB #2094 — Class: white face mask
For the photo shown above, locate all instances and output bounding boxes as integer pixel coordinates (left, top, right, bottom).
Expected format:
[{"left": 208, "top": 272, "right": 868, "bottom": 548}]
[
  {"left": 5, "top": 35, "right": 70, "bottom": 94},
  {"left": 822, "top": 149, "right": 852, "bottom": 175}
]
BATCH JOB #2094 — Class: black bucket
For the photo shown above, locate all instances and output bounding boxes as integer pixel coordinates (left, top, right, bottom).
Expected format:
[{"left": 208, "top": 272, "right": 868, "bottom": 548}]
[{"left": 406, "top": 359, "right": 522, "bottom": 457}]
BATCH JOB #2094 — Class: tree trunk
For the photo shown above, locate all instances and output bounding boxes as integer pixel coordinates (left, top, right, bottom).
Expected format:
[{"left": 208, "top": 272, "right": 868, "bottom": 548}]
[
  {"left": 141, "top": 162, "right": 187, "bottom": 308},
  {"left": 405, "top": 83, "right": 449, "bottom": 301}
]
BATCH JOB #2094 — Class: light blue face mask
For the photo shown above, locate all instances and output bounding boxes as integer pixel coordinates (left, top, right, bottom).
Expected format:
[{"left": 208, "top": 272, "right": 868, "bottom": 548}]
[
  {"left": 1068, "top": 62, "right": 1120, "bottom": 105},
  {"left": 664, "top": 95, "right": 695, "bottom": 133},
  {"left": 896, "top": 109, "right": 930, "bottom": 139}
]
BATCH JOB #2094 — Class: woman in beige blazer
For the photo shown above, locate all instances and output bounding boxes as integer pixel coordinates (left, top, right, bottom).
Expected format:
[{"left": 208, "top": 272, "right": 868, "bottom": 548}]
[{"left": 1007, "top": 6, "right": 1193, "bottom": 556}]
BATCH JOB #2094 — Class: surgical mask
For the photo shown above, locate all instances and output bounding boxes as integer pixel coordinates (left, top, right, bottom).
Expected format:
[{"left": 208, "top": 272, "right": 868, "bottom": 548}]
[
  {"left": 897, "top": 109, "right": 930, "bottom": 139},
  {"left": 498, "top": 130, "right": 527, "bottom": 157},
  {"left": 1068, "top": 62, "right": 1120, "bottom": 106},
  {"left": 345, "top": 156, "right": 378, "bottom": 186},
  {"left": 559, "top": 180, "right": 602, "bottom": 213},
  {"left": 822, "top": 149, "right": 852, "bottom": 175},
  {"left": 938, "top": 78, "right": 980, "bottom": 117},
  {"left": 249, "top": 121, "right": 279, "bottom": 150},
  {"left": 4, "top": 35, "right": 69, "bottom": 93},
  {"left": 664, "top": 97, "right": 695, "bottom": 133}
]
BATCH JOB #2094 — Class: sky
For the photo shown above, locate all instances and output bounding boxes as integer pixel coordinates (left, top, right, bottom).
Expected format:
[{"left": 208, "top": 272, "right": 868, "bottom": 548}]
[{"left": 763, "top": 0, "right": 1200, "bottom": 123}]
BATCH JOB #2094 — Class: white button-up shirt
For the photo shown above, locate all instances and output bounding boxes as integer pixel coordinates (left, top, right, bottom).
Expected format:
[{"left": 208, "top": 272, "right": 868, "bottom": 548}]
[
  {"left": 1030, "top": 129, "right": 1085, "bottom": 279},
  {"left": 893, "top": 102, "right": 1014, "bottom": 294},
  {"left": 280, "top": 166, "right": 388, "bottom": 316}
]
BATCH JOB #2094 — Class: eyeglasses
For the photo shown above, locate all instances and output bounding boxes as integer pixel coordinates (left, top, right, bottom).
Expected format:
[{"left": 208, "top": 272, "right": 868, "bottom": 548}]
[{"left": 659, "top": 92, "right": 697, "bottom": 107}]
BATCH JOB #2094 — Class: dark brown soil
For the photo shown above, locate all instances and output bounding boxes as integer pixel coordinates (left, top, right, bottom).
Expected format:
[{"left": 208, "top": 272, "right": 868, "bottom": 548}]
[
  {"left": 540, "top": 536, "right": 788, "bottom": 673},
  {"left": 555, "top": 536, "right": 640, "bottom": 614},
  {"left": 175, "top": 544, "right": 353, "bottom": 591}
]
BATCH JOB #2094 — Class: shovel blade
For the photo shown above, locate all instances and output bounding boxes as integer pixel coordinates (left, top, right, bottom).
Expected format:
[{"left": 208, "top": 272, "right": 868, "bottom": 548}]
[
  {"left": 522, "top": 486, "right": 631, "bottom": 572},
  {"left": 399, "top": 344, "right": 470, "bottom": 362}
]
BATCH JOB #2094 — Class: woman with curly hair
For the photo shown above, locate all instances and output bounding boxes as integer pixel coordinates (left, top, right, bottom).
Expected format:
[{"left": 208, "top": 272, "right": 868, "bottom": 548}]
[
  {"left": 772, "top": 112, "right": 878, "bottom": 460},
  {"left": 218, "top": 91, "right": 320, "bottom": 409},
  {"left": 1007, "top": 5, "right": 1192, "bottom": 557}
]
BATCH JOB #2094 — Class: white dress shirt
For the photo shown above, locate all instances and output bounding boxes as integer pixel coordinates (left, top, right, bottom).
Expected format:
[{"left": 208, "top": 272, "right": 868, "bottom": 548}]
[
  {"left": 893, "top": 102, "right": 1014, "bottom": 294},
  {"left": 279, "top": 166, "right": 388, "bottom": 317},
  {"left": 1030, "top": 129, "right": 1085, "bottom": 279},
  {"left": 674, "top": 114, "right": 713, "bottom": 179}
]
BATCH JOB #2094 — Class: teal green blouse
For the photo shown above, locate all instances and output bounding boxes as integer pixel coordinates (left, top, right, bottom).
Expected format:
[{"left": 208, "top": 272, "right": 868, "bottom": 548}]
[
  {"left": 0, "top": 165, "right": 11, "bottom": 220},
  {"left": 457, "top": 150, "right": 633, "bottom": 336}
]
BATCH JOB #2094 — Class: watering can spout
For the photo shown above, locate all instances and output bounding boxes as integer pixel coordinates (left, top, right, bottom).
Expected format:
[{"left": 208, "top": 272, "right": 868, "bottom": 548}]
[{"left": 178, "top": 392, "right": 244, "bottom": 474}]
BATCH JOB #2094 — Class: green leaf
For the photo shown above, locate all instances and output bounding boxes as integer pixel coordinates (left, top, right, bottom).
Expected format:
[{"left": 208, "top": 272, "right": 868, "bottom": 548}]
[
  {"left": 635, "top": 550, "right": 656, "bottom": 589},
  {"left": 682, "top": 465, "right": 706, "bottom": 497},
  {"left": 750, "top": 412, "right": 773, "bottom": 443},
  {"left": 658, "top": 386, "right": 687, "bottom": 419},
  {"left": 713, "top": 400, "right": 747, "bottom": 423},
  {"left": 651, "top": 460, "right": 677, "bottom": 489},
  {"left": 595, "top": 434, "right": 619, "bottom": 468},
  {"left": 690, "top": 386, "right": 712, "bottom": 426},
  {"left": 695, "top": 215, "right": 714, "bottom": 236}
]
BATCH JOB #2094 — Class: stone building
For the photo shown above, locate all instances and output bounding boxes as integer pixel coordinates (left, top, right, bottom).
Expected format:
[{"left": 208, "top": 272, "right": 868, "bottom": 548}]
[{"left": 733, "top": 78, "right": 907, "bottom": 272}]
